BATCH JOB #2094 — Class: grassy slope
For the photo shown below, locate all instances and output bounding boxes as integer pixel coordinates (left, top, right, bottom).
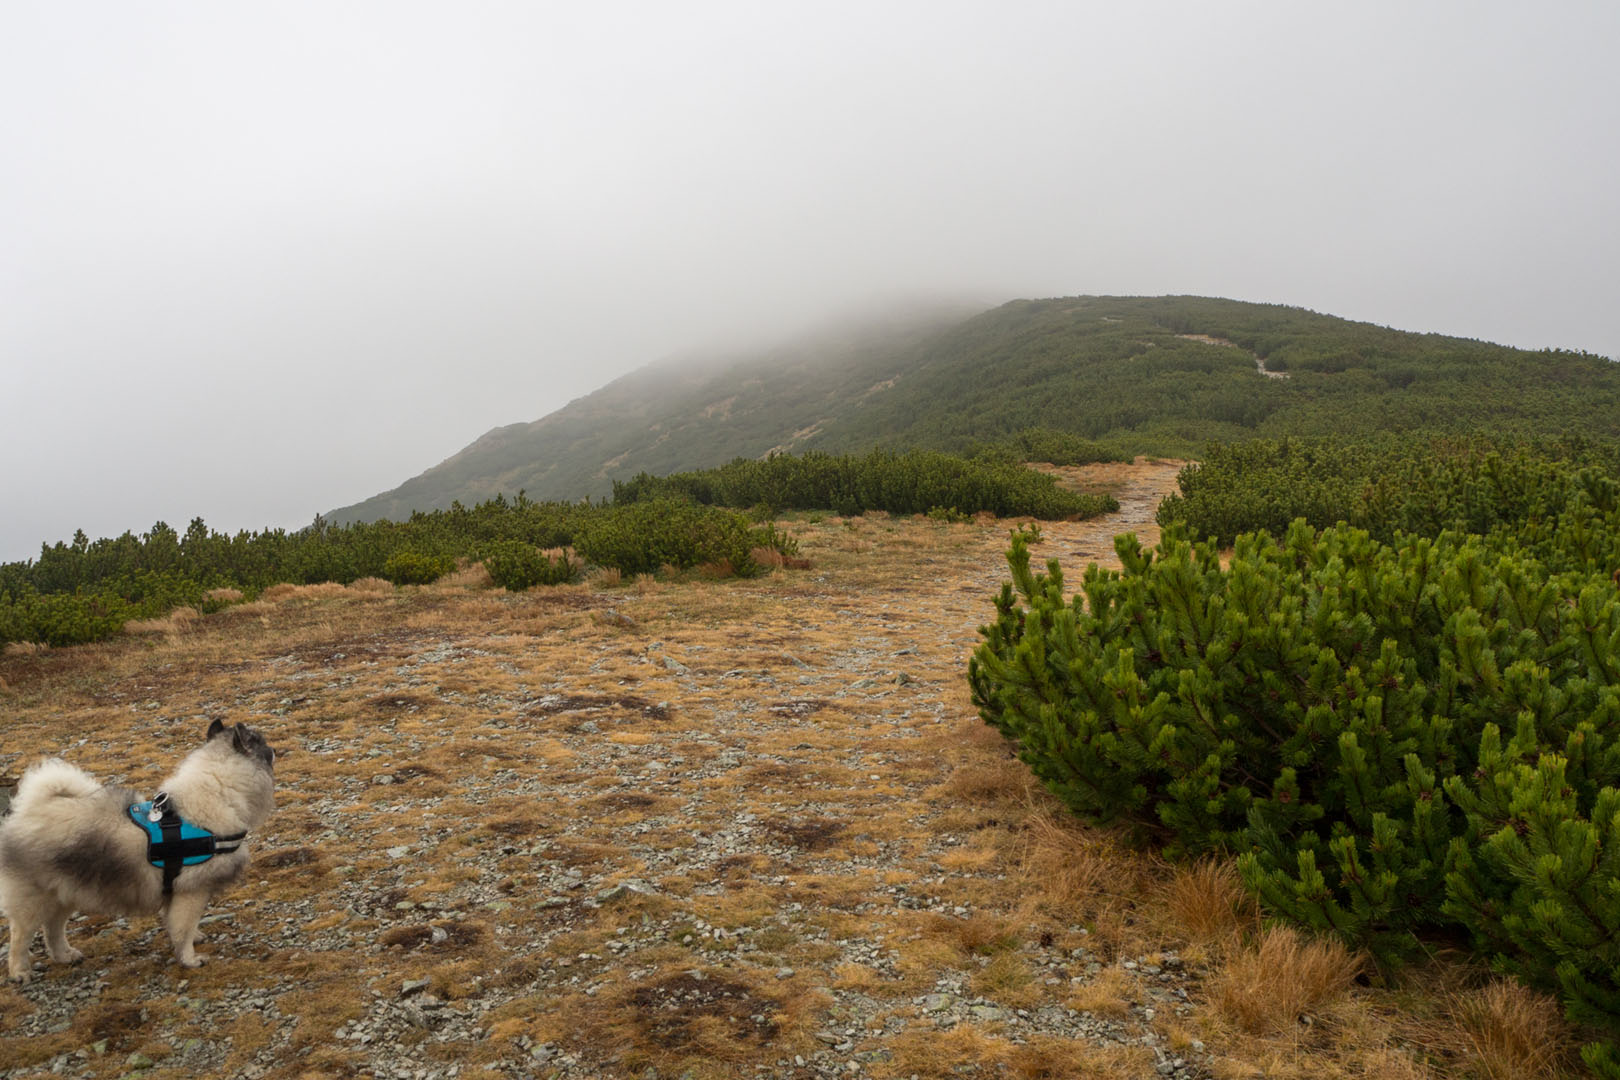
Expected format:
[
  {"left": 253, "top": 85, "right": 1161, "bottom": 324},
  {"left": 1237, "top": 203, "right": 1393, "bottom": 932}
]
[
  {"left": 328, "top": 295, "right": 1620, "bottom": 525},
  {"left": 810, "top": 295, "right": 1620, "bottom": 452}
]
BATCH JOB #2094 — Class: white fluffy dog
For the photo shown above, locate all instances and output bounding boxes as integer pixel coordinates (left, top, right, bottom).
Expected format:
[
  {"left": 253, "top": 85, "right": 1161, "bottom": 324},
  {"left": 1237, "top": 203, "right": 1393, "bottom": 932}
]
[{"left": 0, "top": 721, "right": 276, "bottom": 982}]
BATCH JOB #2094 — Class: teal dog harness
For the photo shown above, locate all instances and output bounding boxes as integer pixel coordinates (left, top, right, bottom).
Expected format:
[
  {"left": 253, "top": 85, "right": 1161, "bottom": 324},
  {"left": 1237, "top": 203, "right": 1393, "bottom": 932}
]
[{"left": 127, "top": 792, "right": 246, "bottom": 894}]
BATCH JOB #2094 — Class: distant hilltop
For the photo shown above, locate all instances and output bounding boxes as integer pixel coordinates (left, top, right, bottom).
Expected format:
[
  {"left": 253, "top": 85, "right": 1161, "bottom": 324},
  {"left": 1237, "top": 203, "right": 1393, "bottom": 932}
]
[{"left": 326, "top": 295, "right": 1620, "bottom": 525}]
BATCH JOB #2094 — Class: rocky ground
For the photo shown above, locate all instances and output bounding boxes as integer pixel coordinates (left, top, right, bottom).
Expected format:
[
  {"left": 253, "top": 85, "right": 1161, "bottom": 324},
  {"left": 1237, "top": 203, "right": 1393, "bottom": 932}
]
[{"left": 0, "top": 461, "right": 1523, "bottom": 1080}]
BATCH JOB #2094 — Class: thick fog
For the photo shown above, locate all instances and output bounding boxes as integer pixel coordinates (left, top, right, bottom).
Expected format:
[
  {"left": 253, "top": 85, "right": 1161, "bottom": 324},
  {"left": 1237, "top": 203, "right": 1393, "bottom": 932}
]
[{"left": 3, "top": 2, "right": 1618, "bottom": 561}]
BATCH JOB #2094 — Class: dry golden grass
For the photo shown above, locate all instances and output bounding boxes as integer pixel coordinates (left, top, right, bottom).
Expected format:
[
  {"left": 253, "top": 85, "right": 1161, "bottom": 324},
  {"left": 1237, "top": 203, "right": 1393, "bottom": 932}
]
[
  {"left": 518, "top": 967, "right": 827, "bottom": 1079},
  {"left": 920, "top": 910, "right": 1022, "bottom": 958},
  {"left": 1439, "top": 978, "right": 1574, "bottom": 1080},
  {"left": 346, "top": 575, "right": 396, "bottom": 594},
  {"left": 969, "top": 951, "right": 1041, "bottom": 1008},
  {"left": 204, "top": 586, "right": 245, "bottom": 604},
  {"left": 260, "top": 582, "right": 350, "bottom": 603},
  {"left": 124, "top": 605, "right": 201, "bottom": 635},
  {"left": 433, "top": 562, "right": 491, "bottom": 589},
  {"left": 749, "top": 545, "right": 786, "bottom": 570},
  {"left": 1066, "top": 965, "right": 1137, "bottom": 1019},
  {"left": 1161, "top": 857, "right": 1259, "bottom": 944},
  {"left": 1213, "top": 925, "right": 1365, "bottom": 1035},
  {"left": 941, "top": 756, "right": 1036, "bottom": 805},
  {"left": 831, "top": 962, "right": 884, "bottom": 993},
  {"left": 877, "top": 1026, "right": 1157, "bottom": 1079}
]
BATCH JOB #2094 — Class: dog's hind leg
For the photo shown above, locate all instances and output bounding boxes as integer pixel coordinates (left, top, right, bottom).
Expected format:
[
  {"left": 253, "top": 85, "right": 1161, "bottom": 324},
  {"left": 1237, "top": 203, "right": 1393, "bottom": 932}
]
[
  {"left": 164, "top": 891, "right": 210, "bottom": 968},
  {"left": 5, "top": 895, "right": 43, "bottom": 983},
  {"left": 41, "top": 900, "right": 84, "bottom": 967}
]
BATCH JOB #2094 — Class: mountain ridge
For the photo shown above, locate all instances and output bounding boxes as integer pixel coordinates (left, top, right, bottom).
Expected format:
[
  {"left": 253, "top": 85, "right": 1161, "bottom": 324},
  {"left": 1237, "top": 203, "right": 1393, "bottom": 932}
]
[{"left": 327, "top": 295, "right": 1620, "bottom": 525}]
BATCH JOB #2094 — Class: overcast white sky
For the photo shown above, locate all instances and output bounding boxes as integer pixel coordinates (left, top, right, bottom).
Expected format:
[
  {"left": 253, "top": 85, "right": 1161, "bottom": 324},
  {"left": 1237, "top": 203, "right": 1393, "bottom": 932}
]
[{"left": 4, "top": 2, "right": 1618, "bottom": 562}]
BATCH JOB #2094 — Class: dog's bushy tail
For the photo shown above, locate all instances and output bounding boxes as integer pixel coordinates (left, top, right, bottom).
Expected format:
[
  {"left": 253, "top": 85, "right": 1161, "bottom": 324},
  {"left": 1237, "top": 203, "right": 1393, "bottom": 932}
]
[{"left": 10, "top": 758, "right": 101, "bottom": 818}]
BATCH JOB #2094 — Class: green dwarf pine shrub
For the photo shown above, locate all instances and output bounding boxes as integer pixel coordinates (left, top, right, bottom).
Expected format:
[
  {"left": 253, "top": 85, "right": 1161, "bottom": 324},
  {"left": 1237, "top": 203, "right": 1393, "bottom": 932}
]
[
  {"left": 1158, "top": 436, "right": 1620, "bottom": 577},
  {"left": 482, "top": 541, "right": 577, "bottom": 591},
  {"left": 572, "top": 499, "right": 777, "bottom": 577},
  {"left": 611, "top": 449, "right": 1117, "bottom": 520},
  {"left": 969, "top": 523, "right": 1620, "bottom": 964},
  {"left": 1440, "top": 590, "right": 1620, "bottom": 1070},
  {"left": 381, "top": 550, "right": 456, "bottom": 586}
]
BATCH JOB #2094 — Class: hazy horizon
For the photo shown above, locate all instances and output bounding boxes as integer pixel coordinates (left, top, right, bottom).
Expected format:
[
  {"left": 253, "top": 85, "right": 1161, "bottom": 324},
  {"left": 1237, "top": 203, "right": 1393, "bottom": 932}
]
[{"left": 5, "top": 2, "right": 1618, "bottom": 563}]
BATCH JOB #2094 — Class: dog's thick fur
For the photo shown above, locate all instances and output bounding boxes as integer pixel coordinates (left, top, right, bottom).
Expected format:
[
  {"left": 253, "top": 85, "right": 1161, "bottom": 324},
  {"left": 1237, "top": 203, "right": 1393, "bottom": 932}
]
[{"left": 0, "top": 721, "right": 276, "bottom": 982}]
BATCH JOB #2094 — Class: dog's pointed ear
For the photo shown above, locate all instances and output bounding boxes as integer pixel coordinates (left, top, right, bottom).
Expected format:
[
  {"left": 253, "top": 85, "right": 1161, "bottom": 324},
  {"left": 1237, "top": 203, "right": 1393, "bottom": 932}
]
[
  {"left": 231, "top": 725, "right": 250, "bottom": 753},
  {"left": 207, "top": 719, "right": 227, "bottom": 740}
]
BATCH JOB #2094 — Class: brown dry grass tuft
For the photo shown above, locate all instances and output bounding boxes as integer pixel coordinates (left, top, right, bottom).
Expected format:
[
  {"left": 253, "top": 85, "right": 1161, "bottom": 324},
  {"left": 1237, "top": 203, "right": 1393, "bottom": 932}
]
[
  {"left": 1066, "top": 965, "right": 1137, "bottom": 1019},
  {"left": 1443, "top": 978, "right": 1573, "bottom": 1080},
  {"left": 749, "top": 546, "right": 786, "bottom": 571},
  {"left": 921, "top": 911, "right": 1020, "bottom": 958},
  {"left": 523, "top": 967, "right": 822, "bottom": 1077},
  {"left": 944, "top": 758, "right": 1036, "bottom": 804},
  {"left": 1004, "top": 1035, "right": 1158, "bottom": 1079},
  {"left": 378, "top": 920, "right": 490, "bottom": 952},
  {"left": 541, "top": 546, "right": 582, "bottom": 570},
  {"left": 436, "top": 563, "right": 493, "bottom": 589},
  {"left": 969, "top": 951, "right": 1040, "bottom": 1008},
  {"left": 85, "top": 1003, "right": 146, "bottom": 1052},
  {"left": 1213, "top": 925, "right": 1364, "bottom": 1035},
  {"left": 261, "top": 582, "right": 349, "bottom": 603},
  {"left": 3, "top": 641, "right": 45, "bottom": 656},
  {"left": 125, "top": 606, "right": 200, "bottom": 635},
  {"left": 1014, "top": 809, "right": 1151, "bottom": 948},
  {"left": 204, "top": 587, "right": 245, "bottom": 604},
  {"left": 1162, "top": 857, "right": 1258, "bottom": 944},
  {"left": 623, "top": 971, "right": 780, "bottom": 1057},
  {"left": 764, "top": 816, "right": 845, "bottom": 850},
  {"left": 831, "top": 962, "right": 884, "bottom": 993},
  {"left": 877, "top": 1026, "right": 1155, "bottom": 1079},
  {"left": 346, "top": 576, "right": 396, "bottom": 594}
]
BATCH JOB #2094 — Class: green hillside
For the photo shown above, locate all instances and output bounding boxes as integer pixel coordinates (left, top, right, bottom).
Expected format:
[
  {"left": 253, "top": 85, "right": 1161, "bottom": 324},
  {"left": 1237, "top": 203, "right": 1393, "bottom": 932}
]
[{"left": 328, "top": 296, "right": 1619, "bottom": 524}]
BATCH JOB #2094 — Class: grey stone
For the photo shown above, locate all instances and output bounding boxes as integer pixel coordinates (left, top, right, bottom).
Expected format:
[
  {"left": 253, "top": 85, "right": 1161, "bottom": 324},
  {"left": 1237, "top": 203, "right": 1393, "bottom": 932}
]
[{"left": 594, "top": 880, "right": 658, "bottom": 904}]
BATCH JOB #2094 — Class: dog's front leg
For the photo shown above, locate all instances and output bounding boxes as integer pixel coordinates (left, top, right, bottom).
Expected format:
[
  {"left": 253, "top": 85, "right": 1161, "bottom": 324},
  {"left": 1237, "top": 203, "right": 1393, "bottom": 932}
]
[{"left": 164, "top": 892, "right": 211, "bottom": 968}]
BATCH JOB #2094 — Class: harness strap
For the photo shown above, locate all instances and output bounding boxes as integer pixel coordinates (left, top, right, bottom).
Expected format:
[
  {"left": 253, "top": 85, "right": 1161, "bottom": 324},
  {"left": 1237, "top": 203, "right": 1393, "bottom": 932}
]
[{"left": 131, "top": 793, "right": 247, "bottom": 895}]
